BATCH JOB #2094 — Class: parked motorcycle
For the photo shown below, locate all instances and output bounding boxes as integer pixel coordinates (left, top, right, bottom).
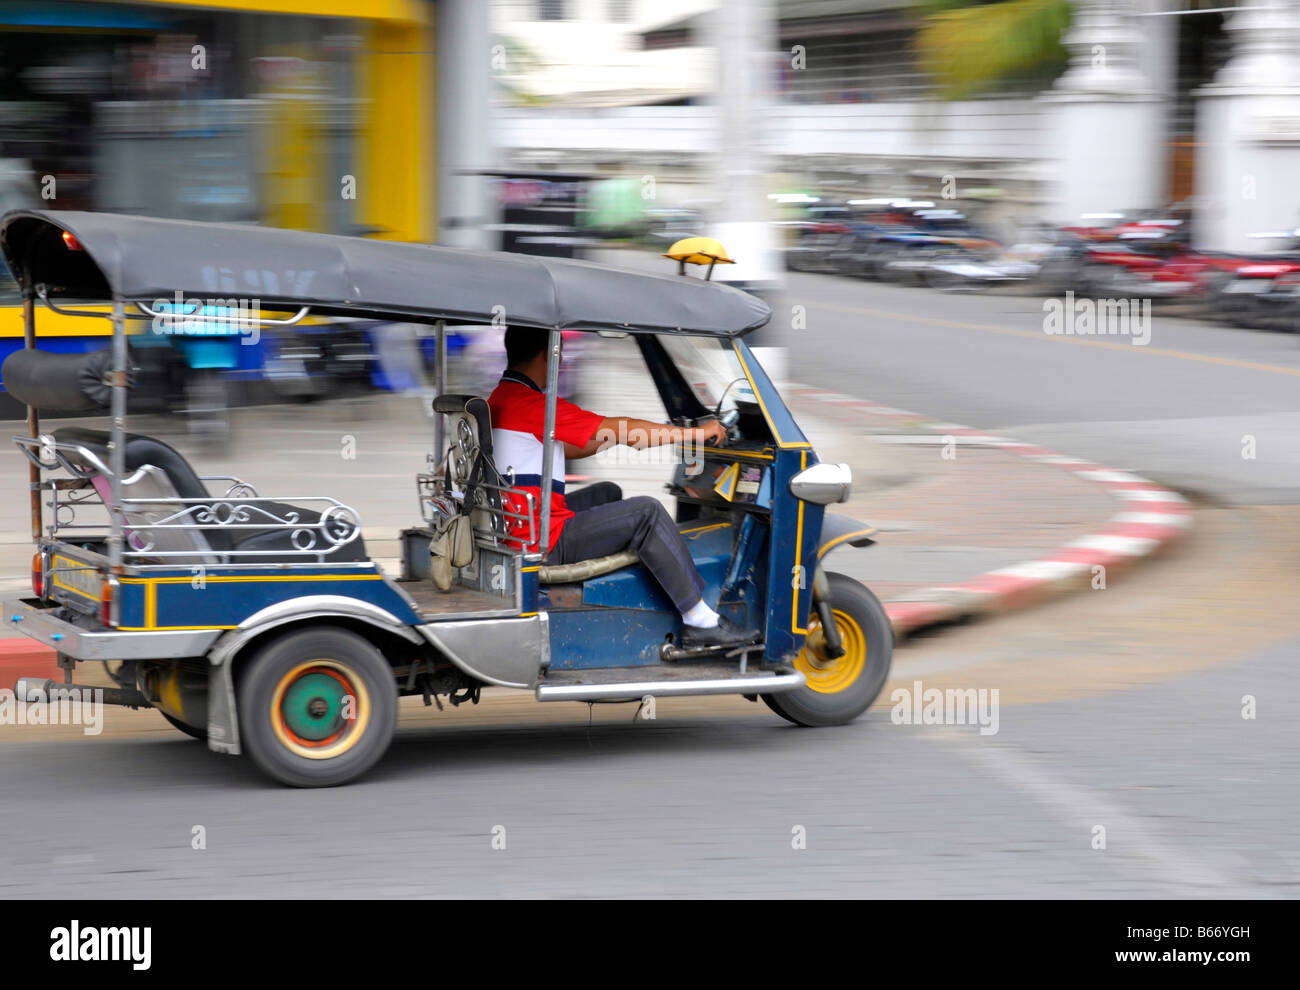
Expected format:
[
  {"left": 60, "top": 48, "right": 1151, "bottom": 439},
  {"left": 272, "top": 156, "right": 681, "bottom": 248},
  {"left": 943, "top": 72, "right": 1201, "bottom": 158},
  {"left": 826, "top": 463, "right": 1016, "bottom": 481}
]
[{"left": 1207, "top": 229, "right": 1300, "bottom": 331}]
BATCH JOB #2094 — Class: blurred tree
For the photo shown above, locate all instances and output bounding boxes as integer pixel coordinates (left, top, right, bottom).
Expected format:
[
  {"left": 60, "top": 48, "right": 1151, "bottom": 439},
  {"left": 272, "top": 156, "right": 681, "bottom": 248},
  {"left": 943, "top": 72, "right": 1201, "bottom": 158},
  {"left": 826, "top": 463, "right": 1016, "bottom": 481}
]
[
  {"left": 492, "top": 35, "right": 547, "bottom": 106},
  {"left": 914, "top": 0, "right": 1071, "bottom": 99}
]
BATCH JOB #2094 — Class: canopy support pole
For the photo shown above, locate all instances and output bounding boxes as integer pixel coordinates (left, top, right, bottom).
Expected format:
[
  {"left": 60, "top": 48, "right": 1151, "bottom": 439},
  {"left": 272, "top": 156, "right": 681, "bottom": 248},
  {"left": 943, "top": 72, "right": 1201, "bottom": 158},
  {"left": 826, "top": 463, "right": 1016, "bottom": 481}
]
[
  {"left": 22, "top": 275, "right": 40, "bottom": 541},
  {"left": 432, "top": 320, "right": 446, "bottom": 465},
  {"left": 536, "top": 329, "right": 562, "bottom": 559},
  {"left": 107, "top": 296, "right": 127, "bottom": 588}
]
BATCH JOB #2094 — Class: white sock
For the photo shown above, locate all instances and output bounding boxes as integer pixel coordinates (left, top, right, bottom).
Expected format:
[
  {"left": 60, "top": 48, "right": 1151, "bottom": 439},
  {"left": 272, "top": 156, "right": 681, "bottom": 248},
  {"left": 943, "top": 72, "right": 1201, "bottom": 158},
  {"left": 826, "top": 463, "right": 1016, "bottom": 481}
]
[{"left": 682, "top": 599, "right": 720, "bottom": 628}]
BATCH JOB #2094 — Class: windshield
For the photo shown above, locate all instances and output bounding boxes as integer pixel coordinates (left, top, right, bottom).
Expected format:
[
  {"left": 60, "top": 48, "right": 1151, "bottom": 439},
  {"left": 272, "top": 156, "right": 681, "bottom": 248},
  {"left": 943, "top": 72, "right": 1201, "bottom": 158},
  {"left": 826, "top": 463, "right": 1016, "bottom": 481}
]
[{"left": 658, "top": 335, "right": 757, "bottom": 416}]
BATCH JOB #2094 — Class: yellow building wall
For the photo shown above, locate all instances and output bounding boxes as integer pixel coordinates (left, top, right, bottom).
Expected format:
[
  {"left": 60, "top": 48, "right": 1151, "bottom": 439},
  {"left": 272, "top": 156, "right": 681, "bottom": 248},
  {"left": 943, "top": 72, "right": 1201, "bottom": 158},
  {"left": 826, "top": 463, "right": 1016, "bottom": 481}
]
[
  {"left": 359, "top": 18, "right": 435, "bottom": 243},
  {"left": 81, "top": 0, "right": 436, "bottom": 243}
]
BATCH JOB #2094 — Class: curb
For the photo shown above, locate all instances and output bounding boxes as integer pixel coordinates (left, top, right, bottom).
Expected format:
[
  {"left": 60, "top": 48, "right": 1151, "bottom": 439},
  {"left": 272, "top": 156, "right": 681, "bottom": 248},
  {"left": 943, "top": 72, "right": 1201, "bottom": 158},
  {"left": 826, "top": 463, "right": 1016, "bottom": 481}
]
[
  {"left": 0, "top": 638, "right": 63, "bottom": 692},
  {"left": 786, "top": 385, "right": 1193, "bottom": 638}
]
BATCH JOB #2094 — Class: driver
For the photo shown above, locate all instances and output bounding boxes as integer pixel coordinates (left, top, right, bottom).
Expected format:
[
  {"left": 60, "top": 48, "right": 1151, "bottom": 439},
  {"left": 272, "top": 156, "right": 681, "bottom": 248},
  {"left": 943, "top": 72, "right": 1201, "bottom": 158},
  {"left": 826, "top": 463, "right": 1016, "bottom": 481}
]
[{"left": 488, "top": 327, "right": 758, "bottom": 650}]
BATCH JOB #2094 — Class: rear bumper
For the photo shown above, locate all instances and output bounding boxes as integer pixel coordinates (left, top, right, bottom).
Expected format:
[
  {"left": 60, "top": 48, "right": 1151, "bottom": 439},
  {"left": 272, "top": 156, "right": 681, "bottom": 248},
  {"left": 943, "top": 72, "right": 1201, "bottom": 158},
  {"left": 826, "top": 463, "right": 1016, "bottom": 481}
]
[{"left": 4, "top": 598, "right": 222, "bottom": 661}]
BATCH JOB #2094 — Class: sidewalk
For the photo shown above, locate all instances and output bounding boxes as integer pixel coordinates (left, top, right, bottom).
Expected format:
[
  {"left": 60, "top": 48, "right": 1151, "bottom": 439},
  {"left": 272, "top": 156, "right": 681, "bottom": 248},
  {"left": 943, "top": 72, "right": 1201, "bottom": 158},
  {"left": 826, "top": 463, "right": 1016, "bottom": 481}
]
[{"left": 784, "top": 384, "right": 1191, "bottom": 633}]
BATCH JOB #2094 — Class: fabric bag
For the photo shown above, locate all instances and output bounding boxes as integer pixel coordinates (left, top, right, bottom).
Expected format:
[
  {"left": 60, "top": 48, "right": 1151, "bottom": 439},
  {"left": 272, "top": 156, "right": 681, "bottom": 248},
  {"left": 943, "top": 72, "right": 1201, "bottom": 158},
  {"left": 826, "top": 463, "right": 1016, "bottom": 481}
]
[{"left": 428, "top": 496, "right": 473, "bottom": 592}]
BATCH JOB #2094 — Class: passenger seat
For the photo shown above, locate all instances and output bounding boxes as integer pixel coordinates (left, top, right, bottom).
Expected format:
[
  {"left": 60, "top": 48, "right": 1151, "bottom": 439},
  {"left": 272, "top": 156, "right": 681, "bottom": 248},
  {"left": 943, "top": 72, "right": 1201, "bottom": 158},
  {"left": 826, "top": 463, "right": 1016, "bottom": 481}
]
[{"left": 50, "top": 427, "right": 368, "bottom": 564}]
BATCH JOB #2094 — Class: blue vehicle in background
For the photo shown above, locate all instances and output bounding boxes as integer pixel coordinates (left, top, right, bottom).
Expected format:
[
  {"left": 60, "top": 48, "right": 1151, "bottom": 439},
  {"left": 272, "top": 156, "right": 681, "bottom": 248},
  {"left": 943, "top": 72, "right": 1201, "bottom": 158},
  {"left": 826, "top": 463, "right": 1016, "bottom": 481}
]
[{"left": 1, "top": 213, "right": 892, "bottom": 787}]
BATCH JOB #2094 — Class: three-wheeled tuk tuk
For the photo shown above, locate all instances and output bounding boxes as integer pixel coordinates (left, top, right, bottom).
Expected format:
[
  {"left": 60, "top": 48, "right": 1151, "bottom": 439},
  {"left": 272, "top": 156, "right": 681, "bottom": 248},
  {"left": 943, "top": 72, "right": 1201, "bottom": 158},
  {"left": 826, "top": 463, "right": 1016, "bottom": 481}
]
[{"left": 0, "top": 211, "right": 891, "bottom": 787}]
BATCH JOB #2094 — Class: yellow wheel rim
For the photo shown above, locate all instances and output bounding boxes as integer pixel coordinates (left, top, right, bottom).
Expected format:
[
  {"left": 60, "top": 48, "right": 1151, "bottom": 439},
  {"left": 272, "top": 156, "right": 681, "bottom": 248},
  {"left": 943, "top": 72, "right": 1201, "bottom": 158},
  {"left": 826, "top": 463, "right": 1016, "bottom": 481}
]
[
  {"left": 269, "top": 659, "right": 372, "bottom": 761},
  {"left": 795, "top": 608, "right": 866, "bottom": 695}
]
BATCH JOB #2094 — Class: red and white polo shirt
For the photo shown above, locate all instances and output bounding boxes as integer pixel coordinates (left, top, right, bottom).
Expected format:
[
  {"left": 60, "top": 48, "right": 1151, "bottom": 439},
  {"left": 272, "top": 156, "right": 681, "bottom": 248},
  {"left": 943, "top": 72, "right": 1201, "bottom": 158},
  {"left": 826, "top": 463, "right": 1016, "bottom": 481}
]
[{"left": 487, "top": 370, "right": 604, "bottom": 554}]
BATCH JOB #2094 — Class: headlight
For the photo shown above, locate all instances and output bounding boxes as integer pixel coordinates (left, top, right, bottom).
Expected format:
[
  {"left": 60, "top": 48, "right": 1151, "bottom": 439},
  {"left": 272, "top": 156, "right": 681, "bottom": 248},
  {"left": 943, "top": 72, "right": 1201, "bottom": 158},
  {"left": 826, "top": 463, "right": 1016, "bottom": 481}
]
[{"left": 789, "top": 462, "right": 851, "bottom": 504}]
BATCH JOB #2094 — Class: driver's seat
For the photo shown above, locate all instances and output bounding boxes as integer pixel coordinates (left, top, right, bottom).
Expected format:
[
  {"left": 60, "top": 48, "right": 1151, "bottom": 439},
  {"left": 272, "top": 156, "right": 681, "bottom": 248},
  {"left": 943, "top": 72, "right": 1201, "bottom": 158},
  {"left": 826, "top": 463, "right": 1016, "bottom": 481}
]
[
  {"left": 432, "top": 394, "right": 644, "bottom": 583},
  {"left": 537, "top": 549, "right": 639, "bottom": 584},
  {"left": 431, "top": 393, "right": 504, "bottom": 541}
]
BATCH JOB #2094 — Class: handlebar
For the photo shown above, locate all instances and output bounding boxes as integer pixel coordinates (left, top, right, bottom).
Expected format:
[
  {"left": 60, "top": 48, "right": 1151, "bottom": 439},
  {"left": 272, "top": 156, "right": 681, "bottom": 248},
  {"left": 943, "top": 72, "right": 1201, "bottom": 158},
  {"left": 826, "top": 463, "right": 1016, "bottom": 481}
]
[{"left": 718, "top": 408, "right": 742, "bottom": 445}]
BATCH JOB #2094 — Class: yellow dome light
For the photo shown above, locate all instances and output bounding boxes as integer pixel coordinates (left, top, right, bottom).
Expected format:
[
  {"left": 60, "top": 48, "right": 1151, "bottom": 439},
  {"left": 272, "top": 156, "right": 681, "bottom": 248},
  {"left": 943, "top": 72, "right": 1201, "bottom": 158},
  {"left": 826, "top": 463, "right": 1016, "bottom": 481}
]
[{"left": 662, "top": 237, "right": 735, "bottom": 279}]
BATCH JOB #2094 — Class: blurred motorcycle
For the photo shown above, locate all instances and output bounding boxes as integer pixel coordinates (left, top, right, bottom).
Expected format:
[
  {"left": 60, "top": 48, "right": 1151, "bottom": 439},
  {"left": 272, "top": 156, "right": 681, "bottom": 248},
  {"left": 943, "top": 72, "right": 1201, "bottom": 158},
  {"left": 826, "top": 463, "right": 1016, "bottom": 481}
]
[{"left": 1207, "top": 229, "right": 1300, "bottom": 331}]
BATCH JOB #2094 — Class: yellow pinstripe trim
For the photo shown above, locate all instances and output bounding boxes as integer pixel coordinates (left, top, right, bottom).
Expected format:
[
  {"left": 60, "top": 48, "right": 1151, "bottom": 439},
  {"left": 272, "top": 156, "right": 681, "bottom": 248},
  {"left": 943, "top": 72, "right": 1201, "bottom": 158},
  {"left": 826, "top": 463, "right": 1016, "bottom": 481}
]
[
  {"left": 119, "top": 625, "right": 237, "bottom": 632},
  {"left": 675, "top": 444, "right": 774, "bottom": 462},
  {"left": 679, "top": 522, "right": 730, "bottom": 535},
  {"left": 50, "top": 555, "right": 101, "bottom": 600},
  {"left": 119, "top": 572, "right": 383, "bottom": 629},
  {"left": 818, "top": 527, "right": 877, "bottom": 559},
  {"left": 120, "top": 574, "right": 383, "bottom": 585},
  {"left": 518, "top": 611, "right": 538, "bottom": 618},
  {"left": 792, "top": 450, "right": 808, "bottom": 634},
  {"left": 732, "top": 341, "right": 811, "bottom": 450},
  {"left": 522, "top": 566, "right": 540, "bottom": 573}
]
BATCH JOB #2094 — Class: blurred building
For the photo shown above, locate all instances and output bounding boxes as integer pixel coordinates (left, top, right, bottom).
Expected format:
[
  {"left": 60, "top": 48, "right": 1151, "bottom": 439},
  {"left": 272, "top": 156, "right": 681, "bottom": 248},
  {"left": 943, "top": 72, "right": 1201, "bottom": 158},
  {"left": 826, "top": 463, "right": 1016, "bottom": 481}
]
[
  {"left": 492, "top": 0, "right": 714, "bottom": 106},
  {"left": 0, "top": 0, "right": 500, "bottom": 246},
  {"left": 494, "top": 0, "right": 1300, "bottom": 251},
  {"left": 0, "top": 0, "right": 500, "bottom": 410}
]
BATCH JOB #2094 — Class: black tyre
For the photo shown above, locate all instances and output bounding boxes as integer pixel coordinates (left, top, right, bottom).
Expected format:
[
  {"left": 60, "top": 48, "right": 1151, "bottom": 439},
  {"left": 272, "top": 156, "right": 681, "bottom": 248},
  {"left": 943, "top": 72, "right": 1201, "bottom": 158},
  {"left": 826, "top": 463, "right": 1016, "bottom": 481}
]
[
  {"left": 763, "top": 572, "right": 893, "bottom": 727},
  {"left": 237, "top": 627, "right": 398, "bottom": 787},
  {"left": 159, "top": 709, "right": 208, "bottom": 742}
]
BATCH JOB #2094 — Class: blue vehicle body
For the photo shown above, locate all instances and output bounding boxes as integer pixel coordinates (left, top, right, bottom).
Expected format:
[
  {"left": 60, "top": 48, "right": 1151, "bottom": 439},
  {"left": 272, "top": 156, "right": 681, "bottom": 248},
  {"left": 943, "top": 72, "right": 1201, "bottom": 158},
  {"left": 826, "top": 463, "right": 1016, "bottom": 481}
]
[{"left": 0, "top": 209, "right": 890, "bottom": 787}]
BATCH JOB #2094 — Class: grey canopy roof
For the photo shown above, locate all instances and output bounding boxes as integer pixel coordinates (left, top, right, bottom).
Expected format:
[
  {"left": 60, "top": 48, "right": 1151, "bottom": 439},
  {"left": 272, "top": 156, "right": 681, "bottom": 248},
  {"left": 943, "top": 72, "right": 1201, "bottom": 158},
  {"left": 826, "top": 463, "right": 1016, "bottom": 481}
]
[{"left": 0, "top": 210, "right": 771, "bottom": 337}]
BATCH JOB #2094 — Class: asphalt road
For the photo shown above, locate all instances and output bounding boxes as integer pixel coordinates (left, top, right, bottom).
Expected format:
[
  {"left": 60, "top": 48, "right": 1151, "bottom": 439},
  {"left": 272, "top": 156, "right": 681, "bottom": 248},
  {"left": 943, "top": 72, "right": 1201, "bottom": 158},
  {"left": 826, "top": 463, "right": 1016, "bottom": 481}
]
[{"left": 2, "top": 259, "right": 1298, "bottom": 898}]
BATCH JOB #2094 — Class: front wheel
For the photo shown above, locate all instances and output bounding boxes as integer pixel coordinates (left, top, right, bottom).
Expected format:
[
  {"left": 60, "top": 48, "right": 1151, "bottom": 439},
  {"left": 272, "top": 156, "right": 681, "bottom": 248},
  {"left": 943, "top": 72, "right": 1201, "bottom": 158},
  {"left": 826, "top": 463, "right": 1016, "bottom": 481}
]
[
  {"left": 764, "top": 572, "right": 893, "bottom": 727},
  {"left": 237, "top": 627, "right": 398, "bottom": 787}
]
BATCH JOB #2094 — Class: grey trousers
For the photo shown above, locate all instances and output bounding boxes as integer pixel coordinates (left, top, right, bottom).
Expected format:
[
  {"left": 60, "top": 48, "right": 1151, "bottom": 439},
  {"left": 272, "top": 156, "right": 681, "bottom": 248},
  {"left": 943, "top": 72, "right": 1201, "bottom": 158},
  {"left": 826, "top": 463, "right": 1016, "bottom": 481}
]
[{"left": 548, "top": 482, "right": 705, "bottom": 613}]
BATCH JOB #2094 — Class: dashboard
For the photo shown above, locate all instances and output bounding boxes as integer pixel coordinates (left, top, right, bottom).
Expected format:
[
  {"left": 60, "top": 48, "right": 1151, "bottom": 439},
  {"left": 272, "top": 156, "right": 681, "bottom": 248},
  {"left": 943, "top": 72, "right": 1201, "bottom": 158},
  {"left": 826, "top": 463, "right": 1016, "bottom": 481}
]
[{"left": 670, "top": 446, "right": 773, "bottom": 511}]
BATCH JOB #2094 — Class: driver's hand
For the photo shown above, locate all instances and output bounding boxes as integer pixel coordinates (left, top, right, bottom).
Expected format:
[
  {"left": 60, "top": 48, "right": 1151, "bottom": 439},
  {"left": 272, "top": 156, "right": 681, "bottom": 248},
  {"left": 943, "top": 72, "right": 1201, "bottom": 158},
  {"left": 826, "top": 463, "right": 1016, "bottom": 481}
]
[{"left": 695, "top": 419, "right": 727, "bottom": 447}]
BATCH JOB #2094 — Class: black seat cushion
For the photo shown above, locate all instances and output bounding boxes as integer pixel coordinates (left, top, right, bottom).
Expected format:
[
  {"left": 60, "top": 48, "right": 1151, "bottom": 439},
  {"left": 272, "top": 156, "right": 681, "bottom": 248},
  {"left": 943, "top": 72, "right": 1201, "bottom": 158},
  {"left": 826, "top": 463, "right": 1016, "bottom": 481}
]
[{"left": 231, "top": 500, "right": 368, "bottom": 562}]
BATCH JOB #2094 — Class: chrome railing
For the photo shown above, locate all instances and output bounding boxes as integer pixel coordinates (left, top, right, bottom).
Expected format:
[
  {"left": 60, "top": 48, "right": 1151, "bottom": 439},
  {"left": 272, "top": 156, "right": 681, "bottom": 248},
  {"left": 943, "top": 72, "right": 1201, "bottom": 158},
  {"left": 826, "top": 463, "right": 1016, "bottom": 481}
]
[
  {"left": 13, "top": 435, "right": 363, "bottom": 567},
  {"left": 417, "top": 471, "right": 537, "bottom": 551}
]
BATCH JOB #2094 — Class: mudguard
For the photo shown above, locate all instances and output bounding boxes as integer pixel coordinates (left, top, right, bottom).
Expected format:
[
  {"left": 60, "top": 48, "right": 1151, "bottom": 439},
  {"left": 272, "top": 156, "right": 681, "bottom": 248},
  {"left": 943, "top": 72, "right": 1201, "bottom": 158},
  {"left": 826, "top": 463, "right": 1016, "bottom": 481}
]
[{"left": 817, "top": 512, "right": 876, "bottom": 561}]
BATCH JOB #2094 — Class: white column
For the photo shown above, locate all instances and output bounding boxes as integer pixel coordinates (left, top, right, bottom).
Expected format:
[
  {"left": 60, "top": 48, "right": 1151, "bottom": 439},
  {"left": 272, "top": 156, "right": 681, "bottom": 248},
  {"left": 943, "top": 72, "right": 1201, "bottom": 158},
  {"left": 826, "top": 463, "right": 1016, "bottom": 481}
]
[
  {"left": 1194, "top": 0, "right": 1300, "bottom": 251},
  {"left": 437, "top": 0, "right": 495, "bottom": 248},
  {"left": 1039, "top": 0, "right": 1164, "bottom": 223},
  {"left": 708, "top": 0, "right": 784, "bottom": 371},
  {"left": 708, "top": 0, "right": 781, "bottom": 286}
]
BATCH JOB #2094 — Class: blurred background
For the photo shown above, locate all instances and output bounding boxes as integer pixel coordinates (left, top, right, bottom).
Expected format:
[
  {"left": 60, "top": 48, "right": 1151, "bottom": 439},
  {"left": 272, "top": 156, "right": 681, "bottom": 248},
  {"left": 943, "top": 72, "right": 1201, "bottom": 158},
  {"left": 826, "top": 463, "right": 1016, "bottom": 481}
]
[
  {"left": 2, "top": 1, "right": 1300, "bottom": 898},
  {"left": 4, "top": 0, "right": 1300, "bottom": 432}
]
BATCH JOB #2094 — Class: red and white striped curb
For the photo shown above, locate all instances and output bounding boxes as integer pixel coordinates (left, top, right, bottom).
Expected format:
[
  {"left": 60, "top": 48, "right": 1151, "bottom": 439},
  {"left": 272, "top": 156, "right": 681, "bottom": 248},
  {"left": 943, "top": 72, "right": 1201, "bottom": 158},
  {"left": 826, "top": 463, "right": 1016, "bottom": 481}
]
[
  {"left": 0, "top": 638, "right": 62, "bottom": 692},
  {"left": 788, "top": 385, "right": 1193, "bottom": 637}
]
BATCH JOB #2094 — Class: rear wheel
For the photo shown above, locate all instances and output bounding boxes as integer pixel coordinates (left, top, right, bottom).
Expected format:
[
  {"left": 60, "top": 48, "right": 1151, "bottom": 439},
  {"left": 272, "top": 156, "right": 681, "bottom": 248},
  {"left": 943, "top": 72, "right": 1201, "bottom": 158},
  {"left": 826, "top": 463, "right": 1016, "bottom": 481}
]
[
  {"left": 237, "top": 627, "right": 397, "bottom": 787},
  {"left": 158, "top": 710, "right": 208, "bottom": 742},
  {"left": 764, "top": 572, "right": 893, "bottom": 727}
]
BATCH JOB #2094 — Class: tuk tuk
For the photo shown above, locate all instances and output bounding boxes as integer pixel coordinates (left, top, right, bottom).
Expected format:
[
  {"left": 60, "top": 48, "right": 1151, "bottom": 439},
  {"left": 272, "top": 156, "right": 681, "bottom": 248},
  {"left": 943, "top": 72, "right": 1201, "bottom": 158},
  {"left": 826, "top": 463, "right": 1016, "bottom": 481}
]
[{"left": 0, "top": 210, "right": 891, "bottom": 787}]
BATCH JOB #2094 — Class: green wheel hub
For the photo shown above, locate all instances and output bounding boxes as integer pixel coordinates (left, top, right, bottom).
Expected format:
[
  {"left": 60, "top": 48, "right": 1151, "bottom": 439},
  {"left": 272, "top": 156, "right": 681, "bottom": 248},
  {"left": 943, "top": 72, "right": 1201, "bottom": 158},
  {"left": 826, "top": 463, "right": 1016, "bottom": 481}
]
[{"left": 280, "top": 670, "right": 350, "bottom": 742}]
